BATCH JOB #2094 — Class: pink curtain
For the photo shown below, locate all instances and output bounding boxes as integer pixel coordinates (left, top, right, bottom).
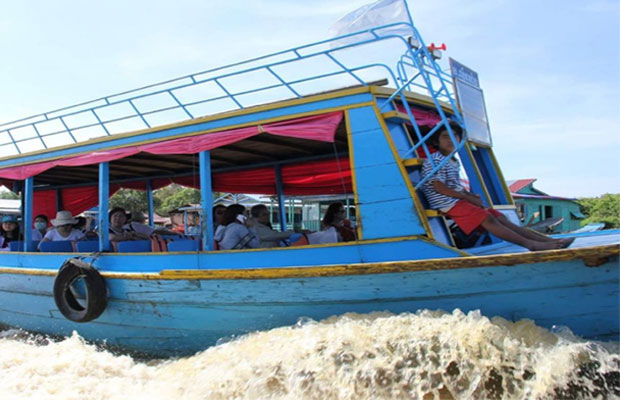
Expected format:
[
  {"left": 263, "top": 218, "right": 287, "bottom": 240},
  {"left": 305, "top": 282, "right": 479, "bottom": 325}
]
[{"left": 0, "top": 112, "right": 343, "bottom": 180}]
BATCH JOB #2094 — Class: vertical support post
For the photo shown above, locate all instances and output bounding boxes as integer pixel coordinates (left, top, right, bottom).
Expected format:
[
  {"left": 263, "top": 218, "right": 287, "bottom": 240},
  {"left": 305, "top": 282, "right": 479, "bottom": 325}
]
[
  {"left": 56, "top": 189, "right": 63, "bottom": 211},
  {"left": 199, "top": 150, "right": 214, "bottom": 251},
  {"left": 146, "top": 179, "right": 155, "bottom": 228},
  {"left": 274, "top": 164, "right": 287, "bottom": 231},
  {"left": 23, "top": 177, "right": 33, "bottom": 251},
  {"left": 99, "top": 162, "right": 110, "bottom": 252},
  {"left": 346, "top": 197, "right": 350, "bottom": 219}
]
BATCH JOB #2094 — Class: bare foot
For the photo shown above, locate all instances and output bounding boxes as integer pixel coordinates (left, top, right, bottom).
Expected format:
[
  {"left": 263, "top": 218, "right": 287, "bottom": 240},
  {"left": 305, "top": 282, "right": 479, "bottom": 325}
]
[{"left": 528, "top": 241, "right": 563, "bottom": 251}]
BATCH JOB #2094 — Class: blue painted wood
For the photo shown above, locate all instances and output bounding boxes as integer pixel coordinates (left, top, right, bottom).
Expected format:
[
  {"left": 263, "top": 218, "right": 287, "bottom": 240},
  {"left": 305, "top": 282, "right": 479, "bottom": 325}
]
[
  {"left": 348, "top": 106, "right": 426, "bottom": 239},
  {"left": 146, "top": 179, "right": 154, "bottom": 228},
  {"left": 117, "top": 240, "right": 152, "bottom": 253},
  {"left": 23, "top": 177, "right": 33, "bottom": 251},
  {"left": 274, "top": 164, "right": 287, "bottom": 231},
  {"left": 167, "top": 240, "right": 200, "bottom": 252},
  {"left": 0, "top": 253, "right": 616, "bottom": 356},
  {"left": 199, "top": 150, "right": 214, "bottom": 251},
  {"left": 76, "top": 240, "right": 101, "bottom": 253},
  {"left": 39, "top": 241, "right": 74, "bottom": 252},
  {"left": 0, "top": 93, "right": 374, "bottom": 169},
  {"left": 471, "top": 146, "right": 508, "bottom": 205},
  {"left": 0, "top": 237, "right": 461, "bottom": 272},
  {"left": 99, "top": 162, "right": 110, "bottom": 252}
]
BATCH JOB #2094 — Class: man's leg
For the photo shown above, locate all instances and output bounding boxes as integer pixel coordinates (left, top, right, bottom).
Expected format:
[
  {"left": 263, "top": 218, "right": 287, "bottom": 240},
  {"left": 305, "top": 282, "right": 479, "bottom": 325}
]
[
  {"left": 480, "top": 216, "right": 561, "bottom": 251},
  {"left": 494, "top": 213, "right": 556, "bottom": 242}
]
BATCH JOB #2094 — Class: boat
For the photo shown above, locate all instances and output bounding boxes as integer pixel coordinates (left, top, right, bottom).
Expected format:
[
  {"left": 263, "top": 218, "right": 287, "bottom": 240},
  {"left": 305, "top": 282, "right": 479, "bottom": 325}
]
[{"left": 0, "top": 5, "right": 618, "bottom": 357}]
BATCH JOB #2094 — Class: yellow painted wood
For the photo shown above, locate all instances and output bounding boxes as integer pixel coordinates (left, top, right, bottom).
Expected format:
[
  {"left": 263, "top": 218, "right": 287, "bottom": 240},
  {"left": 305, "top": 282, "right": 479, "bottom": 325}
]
[
  {"left": 344, "top": 109, "right": 363, "bottom": 241},
  {"left": 381, "top": 110, "right": 410, "bottom": 122},
  {"left": 120, "top": 244, "right": 619, "bottom": 280},
  {"left": 425, "top": 209, "right": 441, "bottom": 217},
  {"left": 2, "top": 244, "right": 617, "bottom": 281},
  {"left": 402, "top": 158, "right": 423, "bottom": 167}
]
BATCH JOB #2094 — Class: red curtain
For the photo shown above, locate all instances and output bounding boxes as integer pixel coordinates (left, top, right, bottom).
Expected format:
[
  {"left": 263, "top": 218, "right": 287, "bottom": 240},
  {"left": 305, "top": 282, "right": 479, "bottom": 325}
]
[
  {"left": 0, "top": 112, "right": 343, "bottom": 180},
  {"left": 29, "top": 157, "right": 353, "bottom": 217}
]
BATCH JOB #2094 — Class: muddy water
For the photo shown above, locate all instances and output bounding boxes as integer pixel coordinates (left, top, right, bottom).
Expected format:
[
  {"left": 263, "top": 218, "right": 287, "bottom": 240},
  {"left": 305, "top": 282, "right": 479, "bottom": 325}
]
[{"left": 1, "top": 310, "right": 618, "bottom": 399}]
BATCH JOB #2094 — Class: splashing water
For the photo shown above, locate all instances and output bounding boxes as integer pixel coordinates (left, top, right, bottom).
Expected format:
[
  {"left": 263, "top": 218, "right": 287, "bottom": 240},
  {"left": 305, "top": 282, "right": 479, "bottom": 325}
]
[{"left": 0, "top": 310, "right": 618, "bottom": 399}]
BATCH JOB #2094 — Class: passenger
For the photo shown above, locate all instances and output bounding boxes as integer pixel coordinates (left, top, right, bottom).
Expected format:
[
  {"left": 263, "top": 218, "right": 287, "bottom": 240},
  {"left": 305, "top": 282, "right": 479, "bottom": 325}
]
[
  {"left": 214, "top": 204, "right": 259, "bottom": 250},
  {"left": 323, "top": 202, "right": 356, "bottom": 242},
  {"left": 250, "top": 204, "right": 296, "bottom": 248},
  {"left": 31, "top": 214, "right": 49, "bottom": 241},
  {"left": 186, "top": 211, "right": 201, "bottom": 235},
  {"left": 421, "top": 122, "right": 573, "bottom": 251},
  {"left": 0, "top": 215, "right": 22, "bottom": 250},
  {"left": 314, "top": 202, "right": 350, "bottom": 243},
  {"left": 108, "top": 207, "right": 151, "bottom": 241},
  {"left": 40, "top": 211, "right": 85, "bottom": 244},
  {"left": 213, "top": 204, "right": 226, "bottom": 230}
]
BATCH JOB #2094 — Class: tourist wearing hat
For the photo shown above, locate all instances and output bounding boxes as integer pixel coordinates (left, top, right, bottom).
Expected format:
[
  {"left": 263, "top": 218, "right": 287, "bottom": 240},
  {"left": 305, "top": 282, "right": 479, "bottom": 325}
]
[
  {"left": 0, "top": 215, "right": 22, "bottom": 250},
  {"left": 39, "top": 211, "right": 85, "bottom": 245}
]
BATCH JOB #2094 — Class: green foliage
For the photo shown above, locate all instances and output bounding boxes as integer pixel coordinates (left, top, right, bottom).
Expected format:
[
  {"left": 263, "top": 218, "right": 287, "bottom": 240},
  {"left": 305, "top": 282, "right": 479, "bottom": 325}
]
[
  {"left": 109, "top": 189, "right": 152, "bottom": 219},
  {"left": 108, "top": 184, "right": 224, "bottom": 217},
  {"left": 578, "top": 194, "right": 620, "bottom": 228},
  {"left": 0, "top": 190, "right": 19, "bottom": 200},
  {"left": 155, "top": 185, "right": 201, "bottom": 215}
]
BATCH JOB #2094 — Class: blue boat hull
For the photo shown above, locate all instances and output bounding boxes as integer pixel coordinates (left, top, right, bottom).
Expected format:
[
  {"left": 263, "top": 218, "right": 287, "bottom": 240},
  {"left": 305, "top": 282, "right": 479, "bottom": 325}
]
[{"left": 0, "top": 251, "right": 617, "bottom": 356}]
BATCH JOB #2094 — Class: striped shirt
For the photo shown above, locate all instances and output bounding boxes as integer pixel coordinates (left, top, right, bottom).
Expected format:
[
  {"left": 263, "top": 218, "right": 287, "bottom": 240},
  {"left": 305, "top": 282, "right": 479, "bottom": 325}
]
[{"left": 421, "top": 152, "right": 463, "bottom": 211}]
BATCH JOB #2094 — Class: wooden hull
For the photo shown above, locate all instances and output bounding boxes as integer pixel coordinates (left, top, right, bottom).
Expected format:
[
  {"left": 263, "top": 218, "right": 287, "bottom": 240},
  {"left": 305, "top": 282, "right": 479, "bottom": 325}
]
[{"left": 0, "top": 240, "right": 617, "bottom": 356}]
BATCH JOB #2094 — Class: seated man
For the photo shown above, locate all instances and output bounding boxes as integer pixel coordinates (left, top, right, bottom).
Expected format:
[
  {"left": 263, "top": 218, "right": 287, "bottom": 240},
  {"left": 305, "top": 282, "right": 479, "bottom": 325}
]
[
  {"left": 250, "top": 204, "right": 297, "bottom": 248},
  {"left": 420, "top": 122, "right": 573, "bottom": 251}
]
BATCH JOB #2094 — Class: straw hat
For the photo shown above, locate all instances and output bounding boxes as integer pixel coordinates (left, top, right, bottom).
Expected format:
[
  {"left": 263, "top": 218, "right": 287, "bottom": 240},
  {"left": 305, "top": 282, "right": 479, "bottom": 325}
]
[{"left": 51, "top": 211, "right": 77, "bottom": 227}]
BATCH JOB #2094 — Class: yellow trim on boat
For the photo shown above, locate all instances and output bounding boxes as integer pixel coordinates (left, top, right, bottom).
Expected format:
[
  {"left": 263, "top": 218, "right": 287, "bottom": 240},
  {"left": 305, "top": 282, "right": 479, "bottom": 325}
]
[
  {"left": 402, "top": 158, "right": 423, "bottom": 167},
  {"left": 344, "top": 109, "right": 363, "bottom": 241},
  {"left": 373, "top": 105, "right": 433, "bottom": 238},
  {"left": 2, "top": 244, "right": 617, "bottom": 280},
  {"left": 463, "top": 143, "right": 493, "bottom": 205},
  {"left": 487, "top": 146, "right": 514, "bottom": 205}
]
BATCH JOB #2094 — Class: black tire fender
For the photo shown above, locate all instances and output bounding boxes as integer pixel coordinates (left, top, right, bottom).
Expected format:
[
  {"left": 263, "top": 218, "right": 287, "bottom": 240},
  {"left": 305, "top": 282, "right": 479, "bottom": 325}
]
[{"left": 53, "top": 258, "right": 108, "bottom": 322}]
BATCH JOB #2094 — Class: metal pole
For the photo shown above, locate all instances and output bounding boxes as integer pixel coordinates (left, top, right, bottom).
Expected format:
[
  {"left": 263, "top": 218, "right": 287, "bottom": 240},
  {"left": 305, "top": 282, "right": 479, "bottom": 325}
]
[
  {"left": 99, "top": 162, "right": 110, "bottom": 251},
  {"left": 199, "top": 151, "right": 214, "bottom": 251},
  {"left": 274, "top": 164, "right": 287, "bottom": 231},
  {"left": 23, "top": 177, "right": 33, "bottom": 251},
  {"left": 146, "top": 179, "right": 154, "bottom": 228}
]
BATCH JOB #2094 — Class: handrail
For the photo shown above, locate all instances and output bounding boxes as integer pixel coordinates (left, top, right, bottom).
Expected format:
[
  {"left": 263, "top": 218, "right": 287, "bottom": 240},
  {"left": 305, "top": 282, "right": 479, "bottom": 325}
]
[{"left": 1, "top": 22, "right": 417, "bottom": 157}]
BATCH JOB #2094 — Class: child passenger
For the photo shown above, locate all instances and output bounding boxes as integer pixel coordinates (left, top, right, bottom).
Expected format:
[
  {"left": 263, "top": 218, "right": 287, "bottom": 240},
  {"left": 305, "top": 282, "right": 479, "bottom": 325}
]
[{"left": 421, "top": 122, "right": 573, "bottom": 251}]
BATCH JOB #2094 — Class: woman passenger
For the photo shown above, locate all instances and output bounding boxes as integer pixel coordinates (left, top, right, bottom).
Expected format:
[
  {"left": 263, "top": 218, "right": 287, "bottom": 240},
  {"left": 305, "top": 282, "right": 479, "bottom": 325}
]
[
  {"left": 31, "top": 214, "right": 49, "bottom": 241},
  {"left": 0, "top": 215, "right": 22, "bottom": 249},
  {"left": 108, "top": 207, "right": 151, "bottom": 241},
  {"left": 40, "top": 211, "right": 85, "bottom": 244},
  {"left": 214, "top": 204, "right": 259, "bottom": 250},
  {"left": 213, "top": 204, "right": 226, "bottom": 230},
  {"left": 321, "top": 202, "right": 356, "bottom": 242}
]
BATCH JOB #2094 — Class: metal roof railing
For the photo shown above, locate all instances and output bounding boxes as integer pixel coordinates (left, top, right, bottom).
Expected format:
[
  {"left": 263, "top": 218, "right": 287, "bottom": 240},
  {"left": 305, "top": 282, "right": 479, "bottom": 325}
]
[{"left": 0, "top": 22, "right": 428, "bottom": 157}]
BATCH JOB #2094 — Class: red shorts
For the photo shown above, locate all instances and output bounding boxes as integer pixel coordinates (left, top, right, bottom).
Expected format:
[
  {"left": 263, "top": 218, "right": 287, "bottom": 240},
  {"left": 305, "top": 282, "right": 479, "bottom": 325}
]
[{"left": 445, "top": 200, "right": 503, "bottom": 235}]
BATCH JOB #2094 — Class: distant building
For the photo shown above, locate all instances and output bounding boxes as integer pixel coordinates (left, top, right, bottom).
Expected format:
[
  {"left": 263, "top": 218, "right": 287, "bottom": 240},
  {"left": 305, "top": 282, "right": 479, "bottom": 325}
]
[{"left": 508, "top": 179, "right": 584, "bottom": 233}]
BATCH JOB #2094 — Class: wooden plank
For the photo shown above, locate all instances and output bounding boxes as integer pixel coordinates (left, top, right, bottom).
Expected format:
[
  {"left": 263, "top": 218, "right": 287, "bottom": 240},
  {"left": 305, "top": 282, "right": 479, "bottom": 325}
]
[{"left": 402, "top": 158, "right": 423, "bottom": 167}]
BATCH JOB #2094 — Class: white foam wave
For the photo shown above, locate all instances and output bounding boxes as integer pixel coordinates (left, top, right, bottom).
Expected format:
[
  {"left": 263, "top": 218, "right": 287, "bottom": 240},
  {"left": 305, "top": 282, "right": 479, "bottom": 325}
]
[{"left": 0, "top": 309, "right": 617, "bottom": 399}]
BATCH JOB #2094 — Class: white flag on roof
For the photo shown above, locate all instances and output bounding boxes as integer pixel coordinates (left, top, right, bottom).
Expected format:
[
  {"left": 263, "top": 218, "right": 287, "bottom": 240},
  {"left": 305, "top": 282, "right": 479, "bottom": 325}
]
[{"left": 329, "top": 0, "right": 412, "bottom": 40}]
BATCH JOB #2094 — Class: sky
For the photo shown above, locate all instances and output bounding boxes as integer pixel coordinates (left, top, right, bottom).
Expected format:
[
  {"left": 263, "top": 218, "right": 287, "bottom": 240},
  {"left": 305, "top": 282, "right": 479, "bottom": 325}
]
[{"left": 0, "top": 0, "right": 618, "bottom": 198}]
